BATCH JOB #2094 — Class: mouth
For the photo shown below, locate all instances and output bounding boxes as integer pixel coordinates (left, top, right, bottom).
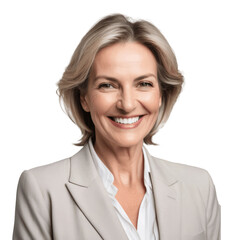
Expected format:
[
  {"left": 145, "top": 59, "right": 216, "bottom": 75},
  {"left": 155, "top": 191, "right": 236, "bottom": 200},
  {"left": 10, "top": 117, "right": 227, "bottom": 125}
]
[{"left": 108, "top": 115, "right": 144, "bottom": 125}]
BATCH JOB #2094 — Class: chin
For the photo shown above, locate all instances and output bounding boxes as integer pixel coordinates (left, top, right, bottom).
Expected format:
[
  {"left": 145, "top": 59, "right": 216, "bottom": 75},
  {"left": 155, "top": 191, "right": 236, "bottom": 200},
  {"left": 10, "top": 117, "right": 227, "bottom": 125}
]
[
  {"left": 110, "top": 134, "right": 145, "bottom": 148},
  {"left": 95, "top": 128, "right": 147, "bottom": 149}
]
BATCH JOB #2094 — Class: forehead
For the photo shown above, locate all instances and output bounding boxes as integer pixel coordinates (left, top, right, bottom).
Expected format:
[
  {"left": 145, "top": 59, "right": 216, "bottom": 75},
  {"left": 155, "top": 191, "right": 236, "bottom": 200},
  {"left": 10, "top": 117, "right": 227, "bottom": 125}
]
[{"left": 91, "top": 42, "right": 157, "bottom": 77}]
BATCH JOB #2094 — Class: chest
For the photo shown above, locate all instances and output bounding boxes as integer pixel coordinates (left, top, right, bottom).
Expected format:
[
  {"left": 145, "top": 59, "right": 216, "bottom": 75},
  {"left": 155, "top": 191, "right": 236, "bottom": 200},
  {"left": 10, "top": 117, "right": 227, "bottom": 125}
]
[{"left": 115, "top": 185, "right": 146, "bottom": 229}]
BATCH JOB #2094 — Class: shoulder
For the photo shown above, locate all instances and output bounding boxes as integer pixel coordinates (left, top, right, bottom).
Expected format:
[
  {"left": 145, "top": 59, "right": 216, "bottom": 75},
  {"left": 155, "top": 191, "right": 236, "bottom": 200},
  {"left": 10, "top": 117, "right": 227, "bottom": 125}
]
[
  {"left": 157, "top": 157, "right": 211, "bottom": 183},
  {"left": 17, "top": 145, "right": 90, "bottom": 194},
  {"left": 17, "top": 157, "right": 70, "bottom": 196},
  {"left": 150, "top": 156, "right": 216, "bottom": 200},
  {"left": 27, "top": 157, "right": 70, "bottom": 180}
]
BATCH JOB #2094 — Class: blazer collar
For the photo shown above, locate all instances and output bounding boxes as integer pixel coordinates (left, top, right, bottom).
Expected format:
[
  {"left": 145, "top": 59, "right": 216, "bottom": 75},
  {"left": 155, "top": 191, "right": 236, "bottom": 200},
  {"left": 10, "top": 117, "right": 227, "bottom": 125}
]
[
  {"left": 66, "top": 144, "right": 129, "bottom": 240},
  {"left": 144, "top": 146, "right": 181, "bottom": 240},
  {"left": 68, "top": 143, "right": 98, "bottom": 187},
  {"left": 67, "top": 144, "right": 181, "bottom": 240}
]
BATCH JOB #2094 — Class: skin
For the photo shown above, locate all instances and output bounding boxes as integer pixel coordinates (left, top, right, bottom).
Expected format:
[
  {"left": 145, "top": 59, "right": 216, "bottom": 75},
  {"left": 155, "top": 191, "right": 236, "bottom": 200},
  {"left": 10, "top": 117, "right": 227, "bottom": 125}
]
[{"left": 81, "top": 41, "right": 161, "bottom": 229}]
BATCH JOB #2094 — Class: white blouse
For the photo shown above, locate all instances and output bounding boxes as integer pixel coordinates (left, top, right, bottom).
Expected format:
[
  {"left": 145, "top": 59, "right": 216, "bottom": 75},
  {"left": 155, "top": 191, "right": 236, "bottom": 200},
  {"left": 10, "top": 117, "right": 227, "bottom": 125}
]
[{"left": 88, "top": 140, "right": 159, "bottom": 240}]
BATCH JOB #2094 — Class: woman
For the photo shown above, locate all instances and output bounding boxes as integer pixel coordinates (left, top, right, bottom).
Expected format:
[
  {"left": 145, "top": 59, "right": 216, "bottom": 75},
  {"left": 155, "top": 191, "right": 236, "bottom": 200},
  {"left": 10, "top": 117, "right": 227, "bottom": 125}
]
[{"left": 13, "top": 14, "right": 220, "bottom": 240}]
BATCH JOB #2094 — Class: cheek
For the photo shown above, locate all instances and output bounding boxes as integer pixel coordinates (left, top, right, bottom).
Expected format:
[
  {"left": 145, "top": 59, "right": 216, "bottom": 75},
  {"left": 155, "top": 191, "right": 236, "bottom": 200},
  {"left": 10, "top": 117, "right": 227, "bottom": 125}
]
[
  {"left": 87, "top": 92, "right": 115, "bottom": 116},
  {"left": 140, "top": 91, "right": 161, "bottom": 113}
]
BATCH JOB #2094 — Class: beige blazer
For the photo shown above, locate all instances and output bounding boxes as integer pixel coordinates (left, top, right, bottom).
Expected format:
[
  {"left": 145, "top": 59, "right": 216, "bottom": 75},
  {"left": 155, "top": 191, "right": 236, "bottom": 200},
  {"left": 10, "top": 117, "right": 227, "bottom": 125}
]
[{"left": 13, "top": 144, "right": 221, "bottom": 240}]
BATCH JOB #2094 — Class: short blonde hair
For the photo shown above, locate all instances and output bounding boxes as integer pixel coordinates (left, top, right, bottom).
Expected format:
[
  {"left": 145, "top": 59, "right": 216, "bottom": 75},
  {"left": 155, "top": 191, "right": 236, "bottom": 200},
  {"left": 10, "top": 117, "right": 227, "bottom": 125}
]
[{"left": 57, "top": 14, "right": 184, "bottom": 146}]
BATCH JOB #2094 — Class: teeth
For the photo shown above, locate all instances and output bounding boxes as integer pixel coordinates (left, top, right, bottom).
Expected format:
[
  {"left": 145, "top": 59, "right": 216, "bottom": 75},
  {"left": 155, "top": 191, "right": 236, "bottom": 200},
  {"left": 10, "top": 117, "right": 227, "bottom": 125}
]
[{"left": 113, "top": 117, "right": 140, "bottom": 124}]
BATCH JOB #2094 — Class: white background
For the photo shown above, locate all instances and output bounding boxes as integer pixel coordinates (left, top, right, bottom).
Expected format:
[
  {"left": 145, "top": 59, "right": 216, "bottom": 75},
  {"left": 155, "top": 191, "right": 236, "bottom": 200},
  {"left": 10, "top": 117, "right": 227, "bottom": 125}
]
[{"left": 1, "top": 0, "right": 239, "bottom": 239}]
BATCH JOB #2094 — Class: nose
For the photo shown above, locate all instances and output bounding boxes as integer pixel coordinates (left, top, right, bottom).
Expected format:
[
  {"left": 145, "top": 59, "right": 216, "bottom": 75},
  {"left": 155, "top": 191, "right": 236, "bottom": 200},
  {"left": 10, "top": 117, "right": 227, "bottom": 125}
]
[{"left": 116, "top": 88, "right": 136, "bottom": 113}]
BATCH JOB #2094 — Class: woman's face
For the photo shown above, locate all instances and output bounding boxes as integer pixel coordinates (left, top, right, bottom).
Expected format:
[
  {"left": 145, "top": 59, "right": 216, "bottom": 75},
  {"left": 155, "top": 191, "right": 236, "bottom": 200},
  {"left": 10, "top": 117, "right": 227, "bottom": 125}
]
[{"left": 81, "top": 42, "right": 161, "bottom": 148}]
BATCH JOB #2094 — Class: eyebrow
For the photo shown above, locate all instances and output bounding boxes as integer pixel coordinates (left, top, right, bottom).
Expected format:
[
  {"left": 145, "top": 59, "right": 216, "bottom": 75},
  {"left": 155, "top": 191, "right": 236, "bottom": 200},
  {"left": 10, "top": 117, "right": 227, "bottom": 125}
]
[{"left": 94, "top": 74, "right": 157, "bottom": 83}]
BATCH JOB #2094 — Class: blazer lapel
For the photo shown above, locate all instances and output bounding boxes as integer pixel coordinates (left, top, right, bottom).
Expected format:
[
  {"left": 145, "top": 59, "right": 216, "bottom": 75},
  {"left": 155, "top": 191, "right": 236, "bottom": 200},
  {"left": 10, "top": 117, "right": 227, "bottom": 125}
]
[
  {"left": 145, "top": 148, "right": 181, "bottom": 240},
  {"left": 66, "top": 145, "right": 128, "bottom": 240}
]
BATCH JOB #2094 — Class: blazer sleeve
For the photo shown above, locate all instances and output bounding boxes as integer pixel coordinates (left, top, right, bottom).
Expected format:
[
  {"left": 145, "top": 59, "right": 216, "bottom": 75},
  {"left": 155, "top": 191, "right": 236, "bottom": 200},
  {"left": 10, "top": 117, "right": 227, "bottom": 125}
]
[
  {"left": 206, "top": 172, "right": 221, "bottom": 240},
  {"left": 13, "top": 170, "right": 52, "bottom": 240}
]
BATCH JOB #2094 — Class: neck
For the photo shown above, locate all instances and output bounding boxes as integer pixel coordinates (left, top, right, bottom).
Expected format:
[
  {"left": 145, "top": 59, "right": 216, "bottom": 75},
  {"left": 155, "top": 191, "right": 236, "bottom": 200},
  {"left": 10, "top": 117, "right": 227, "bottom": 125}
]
[{"left": 93, "top": 136, "right": 144, "bottom": 188}]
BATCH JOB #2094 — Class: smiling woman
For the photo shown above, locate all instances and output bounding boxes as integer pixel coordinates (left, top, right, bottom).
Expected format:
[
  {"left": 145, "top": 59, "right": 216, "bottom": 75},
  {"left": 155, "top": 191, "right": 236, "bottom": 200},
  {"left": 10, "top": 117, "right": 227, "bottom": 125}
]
[
  {"left": 13, "top": 14, "right": 220, "bottom": 240},
  {"left": 57, "top": 14, "right": 183, "bottom": 147}
]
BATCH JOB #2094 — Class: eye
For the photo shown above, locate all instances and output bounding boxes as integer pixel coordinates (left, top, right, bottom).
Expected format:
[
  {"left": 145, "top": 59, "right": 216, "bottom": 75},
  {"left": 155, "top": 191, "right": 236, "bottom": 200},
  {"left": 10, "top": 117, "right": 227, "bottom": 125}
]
[
  {"left": 98, "top": 83, "right": 114, "bottom": 89},
  {"left": 138, "top": 81, "right": 153, "bottom": 87}
]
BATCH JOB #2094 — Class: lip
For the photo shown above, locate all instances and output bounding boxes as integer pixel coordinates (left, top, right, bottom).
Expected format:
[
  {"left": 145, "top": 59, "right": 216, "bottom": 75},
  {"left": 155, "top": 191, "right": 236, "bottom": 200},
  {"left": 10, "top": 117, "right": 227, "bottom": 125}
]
[
  {"left": 108, "top": 115, "right": 142, "bottom": 119},
  {"left": 108, "top": 115, "right": 144, "bottom": 129}
]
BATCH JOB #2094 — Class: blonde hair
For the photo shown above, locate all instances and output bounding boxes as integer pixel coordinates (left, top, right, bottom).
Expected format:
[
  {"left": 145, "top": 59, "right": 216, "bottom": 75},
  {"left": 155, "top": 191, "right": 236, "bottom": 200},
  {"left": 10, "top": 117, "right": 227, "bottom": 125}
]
[{"left": 57, "top": 14, "right": 184, "bottom": 146}]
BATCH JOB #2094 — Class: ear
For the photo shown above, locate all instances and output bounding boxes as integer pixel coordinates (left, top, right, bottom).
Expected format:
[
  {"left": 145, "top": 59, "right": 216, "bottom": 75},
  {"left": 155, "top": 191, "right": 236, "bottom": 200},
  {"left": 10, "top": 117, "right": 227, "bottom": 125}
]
[{"left": 80, "top": 94, "right": 90, "bottom": 112}]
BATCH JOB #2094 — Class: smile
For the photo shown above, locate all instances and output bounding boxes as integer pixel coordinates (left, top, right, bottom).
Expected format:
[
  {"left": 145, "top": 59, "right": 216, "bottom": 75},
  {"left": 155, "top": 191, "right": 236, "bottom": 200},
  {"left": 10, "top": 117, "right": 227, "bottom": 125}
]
[
  {"left": 113, "top": 116, "right": 140, "bottom": 124},
  {"left": 108, "top": 115, "right": 144, "bottom": 128}
]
